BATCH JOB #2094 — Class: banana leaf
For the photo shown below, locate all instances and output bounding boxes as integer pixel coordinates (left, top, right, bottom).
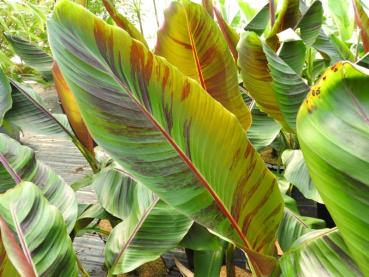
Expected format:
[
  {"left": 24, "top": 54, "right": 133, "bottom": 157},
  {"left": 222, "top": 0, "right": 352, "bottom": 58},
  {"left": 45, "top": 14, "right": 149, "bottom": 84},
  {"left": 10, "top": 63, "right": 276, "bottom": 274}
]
[
  {"left": 297, "top": 61, "right": 369, "bottom": 274},
  {"left": 105, "top": 199, "right": 192, "bottom": 274},
  {"left": 0, "top": 182, "right": 78, "bottom": 276},
  {"left": 244, "top": 3, "right": 269, "bottom": 36},
  {"left": 52, "top": 63, "right": 95, "bottom": 155},
  {"left": 48, "top": 1, "right": 284, "bottom": 274},
  {"left": 280, "top": 229, "right": 363, "bottom": 276},
  {"left": 0, "top": 134, "right": 78, "bottom": 233},
  {"left": 4, "top": 33, "right": 53, "bottom": 80},
  {"left": 156, "top": 1, "right": 251, "bottom": 130}
]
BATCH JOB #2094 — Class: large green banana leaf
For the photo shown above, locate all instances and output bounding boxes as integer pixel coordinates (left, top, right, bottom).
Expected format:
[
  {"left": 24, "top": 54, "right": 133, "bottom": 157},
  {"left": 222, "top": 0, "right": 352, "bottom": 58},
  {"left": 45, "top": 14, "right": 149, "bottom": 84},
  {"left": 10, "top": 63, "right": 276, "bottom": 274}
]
[
  {"left": 156, "top": 1, "right": 251, "bottom": 130},
  {"left": 280, "top": 229, "right": 363, "bottom": 276},
  {"left": 0, "top": 134, "right": 77, "bottom": 233},
  {"left": 94, "top": 167, "right": 193, "bottom": 274},
  {"left": 297, "top": 61, "right": 369, "bottom": 274},
  {"left": 4, "top": 33, "right": 53, "bottom": 80},
  {"left": 239, "top": 32, "right": 309, "bottom": 132},
  {"left": 48, "top": 1, "right": 284, "bottom": 274},
  {"left": 105, "top": 199, "right": 192, "bottom": 274},
  {"left": 0, "top": 182, "right": 78, "bottom": 276}
]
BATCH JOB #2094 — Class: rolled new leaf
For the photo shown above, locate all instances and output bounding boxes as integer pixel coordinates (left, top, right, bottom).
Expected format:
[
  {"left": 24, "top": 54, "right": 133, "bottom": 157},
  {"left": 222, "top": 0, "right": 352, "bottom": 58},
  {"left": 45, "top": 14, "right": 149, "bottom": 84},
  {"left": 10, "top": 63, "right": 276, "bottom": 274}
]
[
  {"left": 297, "top": 61, "right": 369, "bottom": 274},
  {"left": 0, "top": 182, "right": 78, "bottom": 276},
  {"left": 48, "top": 1, "right": 284, "bottom": 275},
  {"left": 156, "top": 1, "right": 251, "bottom": 130}
]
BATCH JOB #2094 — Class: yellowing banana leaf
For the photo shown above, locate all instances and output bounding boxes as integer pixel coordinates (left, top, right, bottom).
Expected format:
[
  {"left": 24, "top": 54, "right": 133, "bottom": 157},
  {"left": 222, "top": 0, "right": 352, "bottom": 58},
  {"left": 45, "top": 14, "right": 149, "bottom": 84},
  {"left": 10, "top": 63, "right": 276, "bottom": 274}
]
[
  {"left": 0, "top": 182, "right": 78, "bottom": 276},
  {"left": 297, "top": 61, "right": 369, "bottom": 274},
  {"left": 102, "top": 0, "right": 147, "bottom": 47},
  {"left": 353, "top": 0, "right": 369, "bottom": 53},
  {"left": 239, "top": 32, "right": 309, "bottom": 132},
  {"left": 156, "top": 1, "right": 250, "bottom": 130},
  {"left": 48, "top": 1, "right": 284, "bottom": 275},
  {"left": 52, "top": 63, "right": 95, "bottom": 156},
  {"left": 202, "top": 0, "right": 214, "bottom": 17},
  {"left": 266, "top": 0, "right": 300, "bottom": 50},
  {"left": 0, "top": 134, "right": 78, "bottom": 233},
  {"left": 280, "top": 229, "right": 363, "bottom": 276},
  {"left": 213, "top": 7, "right": 239, "bottom": 62}
]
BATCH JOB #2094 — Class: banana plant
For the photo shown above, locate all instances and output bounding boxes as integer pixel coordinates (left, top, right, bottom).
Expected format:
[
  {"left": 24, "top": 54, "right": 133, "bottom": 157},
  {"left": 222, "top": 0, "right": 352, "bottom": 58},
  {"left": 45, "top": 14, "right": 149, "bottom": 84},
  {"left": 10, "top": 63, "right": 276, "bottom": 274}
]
[
  {"left": 47, "top": 1, "right": 284, "bottom": 275},
  {"left": 0, "top": 0, "right": 369, "bottom": 276}
]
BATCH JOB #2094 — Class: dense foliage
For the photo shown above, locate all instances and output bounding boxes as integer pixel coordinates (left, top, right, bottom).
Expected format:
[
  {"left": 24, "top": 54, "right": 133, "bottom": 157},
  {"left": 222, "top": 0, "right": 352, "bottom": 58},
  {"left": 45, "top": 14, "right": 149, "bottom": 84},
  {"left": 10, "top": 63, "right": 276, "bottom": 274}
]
[{"left": 0, "top": 0, "right": 368, "bottom": 276}]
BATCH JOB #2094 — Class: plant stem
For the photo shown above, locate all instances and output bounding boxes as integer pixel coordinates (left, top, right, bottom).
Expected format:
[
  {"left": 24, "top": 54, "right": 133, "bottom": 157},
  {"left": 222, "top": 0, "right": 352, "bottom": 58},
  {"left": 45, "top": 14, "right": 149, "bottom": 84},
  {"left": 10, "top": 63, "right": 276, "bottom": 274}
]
[
  {"left": 307, "top": 48, "right": 314, "bottom": 86},
  {"left": 76, "top": 256, "right": 90, "bottom": 277},
  {"left": 355, "top": 29, "right": 361, "bottom": 62},
  {"left": 0, "top": 154, "right": 21, "bottom": 184},
  {"left": 226, "top": 243, "right": 236, "bottom": 277},
  {"left": 72, "top": 137, "right": 99, "bottom": 173},
  {"left": 269, "top": 0, "right": 275, "bottom": 27},
  {"left": 152, "top": 0, "right": 159, "bottom": 28}
]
